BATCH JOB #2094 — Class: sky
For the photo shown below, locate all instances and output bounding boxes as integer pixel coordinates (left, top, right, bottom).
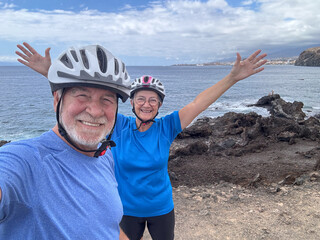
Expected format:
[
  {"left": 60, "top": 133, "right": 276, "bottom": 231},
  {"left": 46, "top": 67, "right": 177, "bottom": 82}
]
[{"left": 0, "top": 0, "right": 319, "bottom": 66}]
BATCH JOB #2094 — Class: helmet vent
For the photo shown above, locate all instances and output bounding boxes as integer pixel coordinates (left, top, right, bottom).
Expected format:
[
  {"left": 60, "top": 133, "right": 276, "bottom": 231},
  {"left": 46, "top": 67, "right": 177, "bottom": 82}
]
[
  {"left": 80, "top": 50, "right": 89, "bottom": 69},
  {"left": 122, "top": 62, "right": 125, "bottom": 73},
  {"left": 114, "top": 59, "right": 119, "bottom": 75},
  {"left": 97, "top": 47, "right": 107, "bottom": 73},
  {"left": 60, "top": 54, "right": 73, "bottom": 69},
  {"left": 70, "top": 50, "right": 78, "bottom": 62}
]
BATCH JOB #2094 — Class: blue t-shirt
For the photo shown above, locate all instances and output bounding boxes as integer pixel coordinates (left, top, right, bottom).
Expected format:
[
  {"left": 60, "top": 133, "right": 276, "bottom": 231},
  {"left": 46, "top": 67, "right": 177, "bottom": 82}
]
[
  {"left": 0, "top": 130, "right": 123, "bottom": 240},
  {"left": 111, "top": 111, "right": 182, "bottom": 217}
]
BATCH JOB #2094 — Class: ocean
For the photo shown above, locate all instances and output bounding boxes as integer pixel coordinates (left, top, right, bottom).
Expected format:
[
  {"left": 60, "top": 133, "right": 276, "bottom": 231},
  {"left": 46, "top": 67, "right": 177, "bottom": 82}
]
[{"left": 0, "top": 65, "right": 319, "bottom": 141}]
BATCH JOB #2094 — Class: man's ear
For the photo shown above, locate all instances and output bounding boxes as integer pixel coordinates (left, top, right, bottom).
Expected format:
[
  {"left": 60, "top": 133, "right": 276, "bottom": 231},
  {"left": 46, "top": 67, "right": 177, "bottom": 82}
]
[
  {"left": 53, "top": 91, "right": 60, "bottom": 112},
  {"left": 130, "top": 99, "right": 134, "bottom": 106}
]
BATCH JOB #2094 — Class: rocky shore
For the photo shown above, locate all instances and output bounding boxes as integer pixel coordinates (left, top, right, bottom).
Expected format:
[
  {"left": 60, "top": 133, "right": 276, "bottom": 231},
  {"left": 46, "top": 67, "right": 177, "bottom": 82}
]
[{"left": 168, "top": 93, "right": 320, "bottom": 187}]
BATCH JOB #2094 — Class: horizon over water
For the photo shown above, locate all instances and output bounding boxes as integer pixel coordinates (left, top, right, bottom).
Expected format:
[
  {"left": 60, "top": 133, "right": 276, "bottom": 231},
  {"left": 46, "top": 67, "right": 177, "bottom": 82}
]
[{"left": 0, "top": 65, "right": 319, "bottom": 141}]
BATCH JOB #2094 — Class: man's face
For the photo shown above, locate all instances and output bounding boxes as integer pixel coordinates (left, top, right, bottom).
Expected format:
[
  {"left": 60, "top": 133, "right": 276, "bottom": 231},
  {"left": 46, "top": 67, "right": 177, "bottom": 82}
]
[{"left": 55, "top": 87, "right": 117, "bottom": 150}]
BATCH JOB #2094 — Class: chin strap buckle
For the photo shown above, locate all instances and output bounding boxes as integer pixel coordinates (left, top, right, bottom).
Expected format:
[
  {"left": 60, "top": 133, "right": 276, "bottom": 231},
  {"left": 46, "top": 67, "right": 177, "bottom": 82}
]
[{"left": 94, "top": 140, "right": 116, "bottom": 158}]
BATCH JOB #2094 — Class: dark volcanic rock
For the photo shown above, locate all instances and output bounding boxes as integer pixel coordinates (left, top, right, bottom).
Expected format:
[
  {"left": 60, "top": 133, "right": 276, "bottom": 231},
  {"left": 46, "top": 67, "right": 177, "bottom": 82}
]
[
  {"left": 254, "top": 94, "right": 281, "bottom": 106},
  {"left": 295, "top": 47, "right": 320, "bottom": 67},
  {"left": 0, "top": 140, "right": 10, "bottom": 147},
  {"left": 250, "top": 94, "right": 306, "bottom": 121},
  {"left": 170, "top": 94, "right": 319, "bottom": 160}
]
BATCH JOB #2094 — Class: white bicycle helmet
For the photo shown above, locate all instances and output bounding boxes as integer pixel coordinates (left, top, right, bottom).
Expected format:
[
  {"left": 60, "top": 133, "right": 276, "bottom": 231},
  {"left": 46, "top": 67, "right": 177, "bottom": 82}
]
[
  {"left": 130, "top": 75, "right": 165, "bottom": 101},
  {"left": 48, "top": 45, "right": 131, "bottom": 102}
]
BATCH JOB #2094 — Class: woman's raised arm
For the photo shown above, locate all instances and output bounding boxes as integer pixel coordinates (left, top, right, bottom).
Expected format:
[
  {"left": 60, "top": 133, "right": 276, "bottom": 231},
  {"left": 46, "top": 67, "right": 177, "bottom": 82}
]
[
  {"left": 16, "top": 42, "right": 51, "bottom": 77},
  {"left": 179, "top": 49, "right": 267, "bottom": 130}
]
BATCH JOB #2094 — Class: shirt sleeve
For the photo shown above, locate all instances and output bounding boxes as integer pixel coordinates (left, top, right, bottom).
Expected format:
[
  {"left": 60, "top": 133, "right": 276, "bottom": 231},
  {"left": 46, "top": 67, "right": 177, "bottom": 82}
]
[
  {"left": 0, "top": 144, "right": 34, "bottom": 221},
  {"left": 160, "top": 111, "right": 182, "bottom": 143}
]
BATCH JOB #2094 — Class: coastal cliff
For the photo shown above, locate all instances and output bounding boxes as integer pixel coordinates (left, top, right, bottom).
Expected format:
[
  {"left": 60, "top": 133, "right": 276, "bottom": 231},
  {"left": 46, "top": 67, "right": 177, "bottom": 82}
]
[{"left": 294, "top": 47, "right": 320, "bottom": 66}]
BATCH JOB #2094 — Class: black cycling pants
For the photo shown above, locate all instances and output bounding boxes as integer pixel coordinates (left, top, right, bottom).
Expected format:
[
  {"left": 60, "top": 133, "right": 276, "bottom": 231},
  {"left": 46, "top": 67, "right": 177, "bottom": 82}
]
[{"left": 120, "top": 209, "right": 175, "bottom": 240}]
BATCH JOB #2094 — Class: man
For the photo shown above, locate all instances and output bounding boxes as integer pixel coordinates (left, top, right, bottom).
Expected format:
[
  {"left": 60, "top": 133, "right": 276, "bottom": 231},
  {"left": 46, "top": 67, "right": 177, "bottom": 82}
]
[{"left": 0, "top": 45, "right": 131, "bottom": 239}]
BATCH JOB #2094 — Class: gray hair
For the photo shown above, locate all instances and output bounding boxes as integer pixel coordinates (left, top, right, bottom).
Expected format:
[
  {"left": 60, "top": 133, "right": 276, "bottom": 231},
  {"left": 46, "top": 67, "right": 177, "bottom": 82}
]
[{"left": 56, "top": 89, "right": 63, "bottom": 99}]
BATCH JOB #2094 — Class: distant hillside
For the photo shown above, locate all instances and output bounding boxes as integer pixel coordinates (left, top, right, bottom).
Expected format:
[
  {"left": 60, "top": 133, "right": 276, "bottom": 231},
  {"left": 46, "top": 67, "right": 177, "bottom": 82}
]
[
  {"left": 172, "top": 57, "right": 297, "bottom": 67},
  {"left": 295, "top": 47, "right": 320, "bottom": 67}
]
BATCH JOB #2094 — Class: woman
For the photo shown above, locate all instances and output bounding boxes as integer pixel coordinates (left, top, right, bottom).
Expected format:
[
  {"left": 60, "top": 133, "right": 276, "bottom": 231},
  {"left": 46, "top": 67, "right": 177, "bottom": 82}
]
[{"left": 16, "top": 42, "right": 267, "bottom": 239}]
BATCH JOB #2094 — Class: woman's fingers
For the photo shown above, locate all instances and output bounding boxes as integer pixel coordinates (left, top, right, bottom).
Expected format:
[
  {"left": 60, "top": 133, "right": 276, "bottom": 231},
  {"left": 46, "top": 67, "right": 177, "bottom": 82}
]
[{"left": 17, "top": 44, "right": 32, "bottom": 57}]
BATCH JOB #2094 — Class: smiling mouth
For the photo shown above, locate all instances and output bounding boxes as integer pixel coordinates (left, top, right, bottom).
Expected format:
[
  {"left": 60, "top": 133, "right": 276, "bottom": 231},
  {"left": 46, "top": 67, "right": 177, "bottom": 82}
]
[
  {"left": 141, "top": 109, "right": 152, "bottom": 113},
  {"left": 80, "top": 120, "right": 103, "bottom": 127}
]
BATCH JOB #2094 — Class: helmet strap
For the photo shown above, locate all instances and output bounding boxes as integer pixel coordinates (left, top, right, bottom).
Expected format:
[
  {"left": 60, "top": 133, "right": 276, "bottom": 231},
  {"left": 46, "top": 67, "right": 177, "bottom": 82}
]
[{"left": 56, "top": 89, "right": 117, "bottom": 158}]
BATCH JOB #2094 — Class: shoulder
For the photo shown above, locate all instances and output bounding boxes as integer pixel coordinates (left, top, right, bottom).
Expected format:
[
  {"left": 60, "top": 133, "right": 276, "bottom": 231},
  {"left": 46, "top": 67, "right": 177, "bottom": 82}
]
[
  {"left": 0, "top": 138, "right": 40, "bottom": 156},
  {"left": 154, "top": 111, "right": 182, "bottom": 139},
  {"left": 114, "top": 113, "right": 135, "bottom": 134},
  {"left": 0, "top": 138, "right": 43, "bottom": 177},
  {"left": 161, "top": 111, "right": 180, "bottom": 120},
  {"left": 0, "top": 131, "right": 61, "bottom": 161},
  {"left": 158, "top": 111, "right": 181, "bottom": 128},
  {"left": 116, "top": 113, "right": 131, "bottom": 126}
]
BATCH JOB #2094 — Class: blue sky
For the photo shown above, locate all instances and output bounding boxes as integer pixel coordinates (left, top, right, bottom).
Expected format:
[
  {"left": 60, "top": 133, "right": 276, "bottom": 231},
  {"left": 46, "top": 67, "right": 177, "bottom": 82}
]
[{"left": 0, "top": 0, "right": 319, "bottom": 66}]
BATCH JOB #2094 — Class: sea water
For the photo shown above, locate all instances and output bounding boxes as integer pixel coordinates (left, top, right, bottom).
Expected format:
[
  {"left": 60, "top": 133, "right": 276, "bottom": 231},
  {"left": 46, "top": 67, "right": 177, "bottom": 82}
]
[{"left": 0, "top": 65, "right": 319, "bottom": 141}]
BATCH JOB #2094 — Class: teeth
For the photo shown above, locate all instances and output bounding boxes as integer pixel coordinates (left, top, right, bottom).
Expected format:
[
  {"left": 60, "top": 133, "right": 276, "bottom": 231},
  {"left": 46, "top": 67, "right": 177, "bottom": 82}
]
[{"left": 82, "top": 121, "right": 101, "bottom": 127}]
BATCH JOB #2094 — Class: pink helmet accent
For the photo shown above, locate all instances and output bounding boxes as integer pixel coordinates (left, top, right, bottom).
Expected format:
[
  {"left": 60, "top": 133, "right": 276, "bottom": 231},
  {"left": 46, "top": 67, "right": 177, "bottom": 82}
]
[{"left": 142, "top": 75, "right": 153, "bottom": 84}]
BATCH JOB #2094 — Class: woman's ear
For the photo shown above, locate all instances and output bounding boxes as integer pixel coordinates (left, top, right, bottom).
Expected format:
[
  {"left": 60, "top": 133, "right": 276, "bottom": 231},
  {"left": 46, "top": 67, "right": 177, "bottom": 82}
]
[{"left": 130, "top": 99, "right": 134, "bottom": 106}]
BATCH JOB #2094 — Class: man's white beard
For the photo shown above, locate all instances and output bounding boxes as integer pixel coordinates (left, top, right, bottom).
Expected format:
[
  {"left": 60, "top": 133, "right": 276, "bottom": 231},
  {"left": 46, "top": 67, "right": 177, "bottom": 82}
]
[{"left": 61, "top": 112, "right": 113, "bottom": 149}]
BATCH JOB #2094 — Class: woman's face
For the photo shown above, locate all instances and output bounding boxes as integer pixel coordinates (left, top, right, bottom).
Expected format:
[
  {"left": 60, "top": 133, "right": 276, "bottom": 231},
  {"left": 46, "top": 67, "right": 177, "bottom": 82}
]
[{"left": 131, "top": 90, "right": 161, "bottom": 121}]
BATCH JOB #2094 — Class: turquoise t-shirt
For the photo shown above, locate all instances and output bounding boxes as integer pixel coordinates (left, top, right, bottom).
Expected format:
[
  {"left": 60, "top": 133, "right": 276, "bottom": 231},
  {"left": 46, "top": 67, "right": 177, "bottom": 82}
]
[
  {"left": 112, "top": 111, "right": 182, "bottom": 217},
  {"left": 0, "top": 130, "right": 123, "bottom": 239}
]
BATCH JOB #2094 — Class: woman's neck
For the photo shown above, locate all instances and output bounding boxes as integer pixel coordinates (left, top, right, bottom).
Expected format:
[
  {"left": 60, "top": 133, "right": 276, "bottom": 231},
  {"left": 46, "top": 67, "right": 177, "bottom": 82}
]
[{"left": 135, "top": 119, "right": 153, "bottom": 132}]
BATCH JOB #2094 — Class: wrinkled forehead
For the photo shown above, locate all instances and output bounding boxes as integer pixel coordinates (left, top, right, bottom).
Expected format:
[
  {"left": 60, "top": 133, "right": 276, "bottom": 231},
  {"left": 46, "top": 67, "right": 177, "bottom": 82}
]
[{"left": 65, "top": 86, "right": 117, "bottom": 98}]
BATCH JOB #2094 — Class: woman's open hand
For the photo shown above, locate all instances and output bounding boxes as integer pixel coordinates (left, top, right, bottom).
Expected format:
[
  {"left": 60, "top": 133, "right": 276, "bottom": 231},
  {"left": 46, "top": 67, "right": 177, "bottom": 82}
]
[{"left": 230, "top": 49, "right": 267, "bottom": 82}]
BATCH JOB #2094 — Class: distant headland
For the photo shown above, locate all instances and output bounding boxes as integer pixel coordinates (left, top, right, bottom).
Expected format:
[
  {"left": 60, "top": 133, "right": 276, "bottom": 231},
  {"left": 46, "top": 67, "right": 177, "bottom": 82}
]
[
  {"left": 295, "top": 47, "right": 320, "bottom": 67},
  {"left": 173, "top": 46, "right": 320, "bottom": 67},
  {"left": 172, "top": 57, "right": 298, "bottom": 67}
]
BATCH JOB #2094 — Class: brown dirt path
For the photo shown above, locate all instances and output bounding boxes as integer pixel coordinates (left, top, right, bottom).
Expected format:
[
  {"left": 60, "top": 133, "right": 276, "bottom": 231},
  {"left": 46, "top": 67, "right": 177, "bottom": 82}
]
[{"left": 144, "top": 139, "right": 320, "bottom": 239}]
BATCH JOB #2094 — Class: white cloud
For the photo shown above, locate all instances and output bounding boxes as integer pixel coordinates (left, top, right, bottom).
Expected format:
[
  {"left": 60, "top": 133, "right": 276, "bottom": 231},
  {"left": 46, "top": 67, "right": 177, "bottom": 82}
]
[
  {"left": 0, "top": 0, "right": 319, "bottom": 64},
  {"left": 242, "top": 1, "right": 252, "bottom": 5},
  {"left": 0, "top": 1, "right": 16, "bottom": 9}
]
